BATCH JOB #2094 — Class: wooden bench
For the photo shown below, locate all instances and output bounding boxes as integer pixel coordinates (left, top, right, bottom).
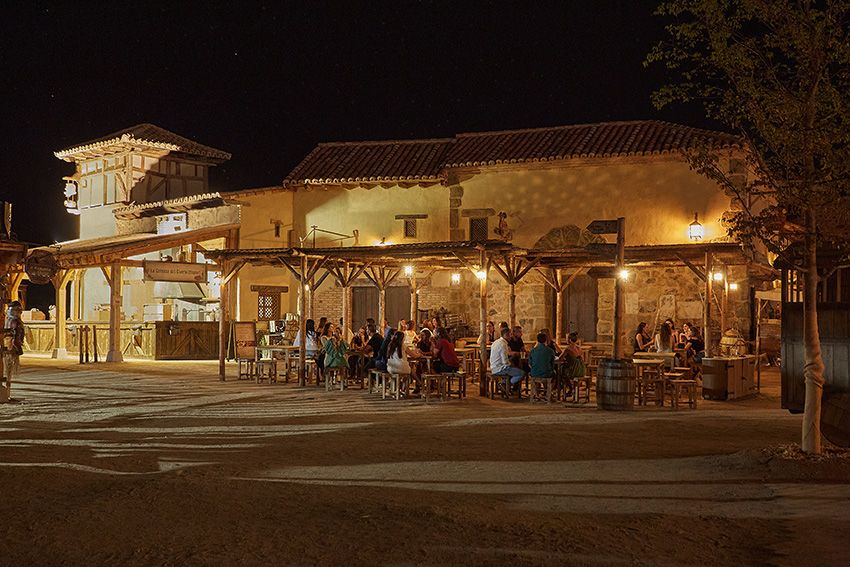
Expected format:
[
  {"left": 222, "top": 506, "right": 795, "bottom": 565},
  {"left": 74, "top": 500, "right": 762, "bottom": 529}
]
[
  {"left": 255, "top": 358, "right": 278, "bottom": 384},
  {"left": 569, "top": 375, "right": 593, "bottom": 404},
  {"left": 529, "top": 376, "right": 555, "bottom": 404}
]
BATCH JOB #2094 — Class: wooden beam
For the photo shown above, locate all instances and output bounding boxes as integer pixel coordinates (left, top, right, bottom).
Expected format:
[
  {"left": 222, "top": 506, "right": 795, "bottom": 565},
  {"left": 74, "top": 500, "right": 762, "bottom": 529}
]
[
  {"left": 704, "top": 252, "right": 714, "bottom": 356},
  {"left": 105, "top": 262, "right": 123, "bottom": 362},
  {"left": 298, "top": 254, "right": 308, "bottom": 386},
  {"left": 676, "top": 253, "right": 707, "bottom": 282},
  {"left": 478, "top": 250, "right": 489, "bottom": 397},
  {"left": 220, "top": 259, "right": 246, "bottom": 287}
]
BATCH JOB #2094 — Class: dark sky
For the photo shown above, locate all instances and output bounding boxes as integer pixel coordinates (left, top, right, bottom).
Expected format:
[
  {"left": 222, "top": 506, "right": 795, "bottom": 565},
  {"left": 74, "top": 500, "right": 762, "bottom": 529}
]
[{"left": 1, "top": 0, "right": 710, "bottom": 247}]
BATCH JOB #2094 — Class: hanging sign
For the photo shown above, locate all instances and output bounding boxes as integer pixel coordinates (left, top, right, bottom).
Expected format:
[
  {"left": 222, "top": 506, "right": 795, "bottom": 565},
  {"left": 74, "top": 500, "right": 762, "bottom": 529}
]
[
  {"left": 25, "top": 250, "right": 59, "bottom": 285},
  {"left": 143, "top": 261, "right": 207, "bottom": 282},
  {"left": 586, "top": 219, "right": 619, "bottom": 235}
]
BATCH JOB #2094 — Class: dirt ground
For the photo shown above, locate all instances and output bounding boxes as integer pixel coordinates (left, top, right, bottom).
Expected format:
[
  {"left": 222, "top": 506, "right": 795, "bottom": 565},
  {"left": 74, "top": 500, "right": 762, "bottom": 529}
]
[{"left": 1, "top": 356, "right": 848, "bottom": 566}]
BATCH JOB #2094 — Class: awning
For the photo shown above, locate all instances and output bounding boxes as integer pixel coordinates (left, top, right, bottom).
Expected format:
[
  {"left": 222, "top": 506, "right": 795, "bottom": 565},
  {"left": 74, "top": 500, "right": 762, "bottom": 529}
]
[{"left": 30, "top": 223, "right": 239, "bottom": 269}]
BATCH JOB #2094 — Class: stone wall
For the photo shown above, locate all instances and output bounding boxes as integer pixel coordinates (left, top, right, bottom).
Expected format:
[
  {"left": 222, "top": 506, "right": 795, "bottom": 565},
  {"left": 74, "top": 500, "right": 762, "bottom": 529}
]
[{"left": 597, "top": 265, "right": 752, "bottom": 354}]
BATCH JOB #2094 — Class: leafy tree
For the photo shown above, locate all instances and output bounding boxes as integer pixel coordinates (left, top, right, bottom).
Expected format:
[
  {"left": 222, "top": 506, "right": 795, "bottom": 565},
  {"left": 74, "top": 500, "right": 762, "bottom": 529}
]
[{"left": 647, "top": 0, "right": 850, "bottom": 453}]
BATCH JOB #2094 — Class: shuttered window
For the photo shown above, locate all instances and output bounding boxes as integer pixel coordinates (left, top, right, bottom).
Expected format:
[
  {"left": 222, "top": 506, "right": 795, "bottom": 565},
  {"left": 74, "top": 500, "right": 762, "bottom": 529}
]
[
  {"left": 403, "top": 219, "right": 417, "bottom": 238},
  {"left": 469, "top": 217, "right": 489, "bottom": 241},
  {"left": 257, "top": 292, "right": 280, "bottom": 321}
]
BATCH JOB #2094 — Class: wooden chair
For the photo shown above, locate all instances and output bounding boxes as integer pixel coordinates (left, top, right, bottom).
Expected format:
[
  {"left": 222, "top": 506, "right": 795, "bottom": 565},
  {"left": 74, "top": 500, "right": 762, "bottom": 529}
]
[{"left": 237, "top": 358, "right": 256, "bottom": 381}]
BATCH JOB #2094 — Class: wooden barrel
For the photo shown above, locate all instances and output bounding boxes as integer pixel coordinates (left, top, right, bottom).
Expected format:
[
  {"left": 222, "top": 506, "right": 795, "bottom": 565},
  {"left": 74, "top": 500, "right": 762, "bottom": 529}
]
[
  {"left": 701, "top": 358, "right": 729, "bottom": 400},
  {"left": 596, "top": 358, "right": 635, "bottom": 410},
  {"left": 720, "top": 332, "right": 748, "bottom": 356},
  {"left": 822, "top": 392, "right": 850, "bottom": 448}
]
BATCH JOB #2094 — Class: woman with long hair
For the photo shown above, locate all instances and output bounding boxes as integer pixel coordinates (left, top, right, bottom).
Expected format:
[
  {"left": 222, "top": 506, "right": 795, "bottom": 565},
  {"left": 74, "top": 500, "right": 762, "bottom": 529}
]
[
  {"left": 386, "top": 330, "right": 411, "bottom": 376},
  {"left": 633, "top": 322, "right": 652, "bottom": 353},
  {"left": 293, "top": 318, "right": 320, "bottom": 355},
  {"left": 323, "top": 327, "right": 349, "bottom": 372},
  {"left": 654, "top": 322, "right": 674, "bottom": 353},
  {"left": 432, "top": 327, "right": 460, "bottom": 373}
]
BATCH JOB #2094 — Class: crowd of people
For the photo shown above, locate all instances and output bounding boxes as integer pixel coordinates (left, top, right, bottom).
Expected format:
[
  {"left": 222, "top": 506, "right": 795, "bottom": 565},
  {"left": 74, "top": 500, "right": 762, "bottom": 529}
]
[
  {"left": 292, "top": 315, "right": 461, "bottom": 382},
  {"left": 633, "top": 318, "right": 705, "bottom": 373}
]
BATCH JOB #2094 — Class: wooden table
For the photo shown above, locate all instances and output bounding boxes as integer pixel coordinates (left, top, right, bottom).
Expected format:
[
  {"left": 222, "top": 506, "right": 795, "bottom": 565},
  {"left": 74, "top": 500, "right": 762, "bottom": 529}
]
[
  {"left": 258, "top": 344, "right": 299, "bottom": 381},
  {"left": 632, "top": 358, "right": 665, "bottom": 405}
]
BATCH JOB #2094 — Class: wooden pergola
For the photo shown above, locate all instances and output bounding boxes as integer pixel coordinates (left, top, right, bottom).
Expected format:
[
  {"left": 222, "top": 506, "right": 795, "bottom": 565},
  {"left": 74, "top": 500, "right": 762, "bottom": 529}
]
[
  {"left": 28, "top": 223, "right": 238, "bottom": 361},
  {"left": 205, "top": 238, "right": 760, "bottom": 395}
]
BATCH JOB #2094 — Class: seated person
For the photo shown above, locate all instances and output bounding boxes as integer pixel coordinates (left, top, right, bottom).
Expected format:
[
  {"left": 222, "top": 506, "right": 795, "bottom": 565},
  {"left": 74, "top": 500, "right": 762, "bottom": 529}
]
[
  {"left": 404, "top": 320, "right": 418, "bottom": 345},
  {"left": 560, "top": 331, "right": 586, "bottom": 381},
  {"left": 683, "top": 326, "right": 706, "bottom": 374},
  {"left": 374, "top": 327, "right": 395, "bottom": 371},
  {"left": 539, "top": 327, "right": 562, "bottom": 356},
  {"left": 293, "top": 318, "right": 321, "bottom": 356},
  {"left": 479, "top": 321, "right": 496, "bottom": 345},
  {"left": 323, "top": 328, "right": 349, "bottom": 372},
  {"left": 633, "top": 322, "right": 652, "bottom": 353},
  {"left": 386, "top": 331, "right": 413, "bottom": 376},
  {"left": 507, "top": 325, "right": 528, "bottom": 371},
  {"left": 490, "top": 327, "right": 525, "bottom": 386},
  {"left": 364, "top": 324, "right": 385, "bottom": 370},
  {"left": 432, "top": 327, "right": 460, "bottom": 373},
  {"left": 416, "top": 328, "right": 433, "bottom": 353},
  {"left": 654, "top": 323, "right": 674, "bottom": 353},
  {"left": 529, "top": 332, "right": 556, "bottom": 379}
]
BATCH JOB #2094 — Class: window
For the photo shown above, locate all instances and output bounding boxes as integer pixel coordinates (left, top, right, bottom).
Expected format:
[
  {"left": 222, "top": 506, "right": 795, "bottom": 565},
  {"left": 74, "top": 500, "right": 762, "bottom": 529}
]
[
  {"left": 469, "top": 217, "right": 489, "bottom": 241},
  {"left": 403, "top": 218, "right": 417, "bottom": 238},
  {"left": 257, "top": 292, "right": 281, "bottom": 321}
]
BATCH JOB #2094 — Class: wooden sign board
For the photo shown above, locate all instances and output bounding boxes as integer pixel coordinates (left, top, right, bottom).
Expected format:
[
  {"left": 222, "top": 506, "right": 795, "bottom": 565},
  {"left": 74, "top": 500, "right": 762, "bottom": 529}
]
[
  {"left": 25, "top": 250, "right": 59, "bottom": 285},
  {"left": 586, "top": 219, "right": 619, "bottom": 235},
  {"left": 233, "top": 321, "right": 257, "bottom": 360},
  {"left": 143, "top": 261, "right": 207, "bottom": 283},
  {"left": 585, "top": 242, "right": 616, "bottom": 256}
]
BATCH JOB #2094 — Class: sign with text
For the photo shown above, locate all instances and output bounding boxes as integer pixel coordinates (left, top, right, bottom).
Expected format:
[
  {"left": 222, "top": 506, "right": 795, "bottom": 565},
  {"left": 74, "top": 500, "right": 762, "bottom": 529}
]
[
  {"left": 586, "top": 219, "right": 619, "bottom": 235},
  {"left": 143, "top": 261, "right": 207, "bottom": 283},
  {"left": 25, "top": 250, "right": 59, "bottom": 285}
]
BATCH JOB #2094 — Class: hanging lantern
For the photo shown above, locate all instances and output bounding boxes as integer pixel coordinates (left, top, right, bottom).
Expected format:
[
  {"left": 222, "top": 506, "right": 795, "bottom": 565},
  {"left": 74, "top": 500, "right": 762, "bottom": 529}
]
[{"left": 688, "top": 212, "right": 704, "bottom": 241}]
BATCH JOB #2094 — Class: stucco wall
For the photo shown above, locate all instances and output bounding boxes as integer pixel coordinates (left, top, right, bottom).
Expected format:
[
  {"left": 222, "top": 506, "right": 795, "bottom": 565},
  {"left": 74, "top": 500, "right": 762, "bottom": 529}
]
[{"left": 454, "top": 156, "right": 732, "bottom": 246}]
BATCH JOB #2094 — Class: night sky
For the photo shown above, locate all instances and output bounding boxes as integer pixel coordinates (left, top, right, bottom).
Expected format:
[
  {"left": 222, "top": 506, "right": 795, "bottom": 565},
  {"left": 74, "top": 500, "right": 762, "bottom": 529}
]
[{"left": 1, "top": 0, "right": 713, "bottom": 248}]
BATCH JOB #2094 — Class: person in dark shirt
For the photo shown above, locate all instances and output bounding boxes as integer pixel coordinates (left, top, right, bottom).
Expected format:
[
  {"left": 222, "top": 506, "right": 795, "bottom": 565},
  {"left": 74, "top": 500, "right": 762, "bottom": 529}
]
[
  {"left": 529, "top": 332, "right": 556, "bottom": 378},
  {"left": 507, "top": 325, "right": 529, "bottom": 371},
  {"left": 364, "top": 324, "right": 385, "bottom": 371}
]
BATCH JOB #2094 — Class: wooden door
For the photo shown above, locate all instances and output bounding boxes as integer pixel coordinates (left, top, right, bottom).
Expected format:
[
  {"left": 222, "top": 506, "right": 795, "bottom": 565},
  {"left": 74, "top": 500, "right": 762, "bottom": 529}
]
[
  {"left": 386, "top": 285, "right": 411, "bottom": 328},
  {"left": 352, "top": 286, "right": 378, "bottom": 328},
  {"left": 561, "top": 275, "right": 597, "bottom": 340}
]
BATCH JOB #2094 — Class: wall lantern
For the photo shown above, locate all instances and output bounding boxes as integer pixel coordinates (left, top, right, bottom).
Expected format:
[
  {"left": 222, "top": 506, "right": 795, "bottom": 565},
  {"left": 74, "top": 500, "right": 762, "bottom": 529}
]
[
  {"left": 712, "top": 271, "right": 724, "bottom": 282},
  {"left": 375, "top": 237, "right": 390, "bottom": 246},
  {"left": 729, "top": 282, "right": 739, "bottom": 291},
  {"left": 475, "top": 270, "right": 487, "bottom": 281},
  {"left": 618, "top": 269, "right": 630, "bottom": 281},
  {"left": 451, "top": 272, "right": 461, "bottom": 285},
  {"left": 403, "top": 265, "right": 414, "bottom": 276},
  {"left": 688, "top": 212, "right": 704, "bottom": 241}
]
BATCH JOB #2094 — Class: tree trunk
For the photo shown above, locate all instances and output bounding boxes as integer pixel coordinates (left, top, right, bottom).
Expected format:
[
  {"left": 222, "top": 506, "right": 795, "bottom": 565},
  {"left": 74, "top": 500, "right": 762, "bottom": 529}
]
[{"left": 801, "top": 208, "right": 825, "bottom": 454}]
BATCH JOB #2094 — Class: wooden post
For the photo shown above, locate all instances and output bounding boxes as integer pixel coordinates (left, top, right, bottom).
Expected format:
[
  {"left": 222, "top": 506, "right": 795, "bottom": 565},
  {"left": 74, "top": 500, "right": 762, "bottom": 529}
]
[
  {"left": 478, "top": 249, "right": 489, "bottom": 397},
  {"left": 306, "top": 277, "right": 315, "bottom": 320},
  {"left": 704, "top": 252, "right": 713, "bottom": 357},
  {"left": 106, "top": 262, "right": 123, "bottom": 362},
  {"left": 508, "top": 282, "right": 516, "bottom": 328},
  {"left": 218, "top": 230, "right": 240, "bottom": 380},
  {"left": 720, "top": 264, "right": 729, "bottom": 337},
  {"left": 555, "top": 283, "right": 564, "bottom": 344},
  {"left": 378, "top": 286, "right": 386, "bottom": 330},
  {"left": 755, "top": 297, "right": 762, "bottom": 392},
  {"left": 341, "top": 283, "right": 351, "bottom": 338},
  {"left": 612, "top": 217, "right": 626, "bottom": 360},
  {"left": 298, "top": 255, "right": 308, "bottom": 387},
  {"left": 51, "top": 270, "right": 73, "bottom": 359},
  {"left": 409, "top": 275, "right": 417, "bottom": 323}
]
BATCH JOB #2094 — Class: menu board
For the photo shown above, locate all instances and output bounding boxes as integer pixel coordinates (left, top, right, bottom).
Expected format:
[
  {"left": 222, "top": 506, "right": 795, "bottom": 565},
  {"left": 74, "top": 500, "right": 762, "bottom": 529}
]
[{"left": 233, "top": 321, "right": 257, "bottom": 360}]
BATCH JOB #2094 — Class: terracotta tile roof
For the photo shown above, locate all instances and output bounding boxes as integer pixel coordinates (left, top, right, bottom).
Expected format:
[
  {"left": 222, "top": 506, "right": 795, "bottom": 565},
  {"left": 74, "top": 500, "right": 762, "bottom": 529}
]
[
  {"left": 443, "top": 120, "right": 741, "bottom": 167},
  {"left": 284, "top": 121, "right": 741, "bottom": 185},
  {"left": 284, "top": 138, "right": 454, "bottom": 186},
  {"left": 55, "top": 123, "right": 231, "bottom": 162},
  {"left": 113, "top": 192, "right": 230, "bottom": 220}
]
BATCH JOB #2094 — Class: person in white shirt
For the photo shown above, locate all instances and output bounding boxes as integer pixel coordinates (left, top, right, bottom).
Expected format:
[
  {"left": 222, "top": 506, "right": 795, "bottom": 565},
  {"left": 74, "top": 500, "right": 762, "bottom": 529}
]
[
  {"left": 386, "top": 330, "right": 413, "bottom": 376},
  {"left": 489, "top": 327, "right": 525, "bottom": 385},
  {"left": 338, "top": 318, "right": 355, "bottom": 343},
  {"left": 293, "top": 318, "right": 321, "bottom": 356}
]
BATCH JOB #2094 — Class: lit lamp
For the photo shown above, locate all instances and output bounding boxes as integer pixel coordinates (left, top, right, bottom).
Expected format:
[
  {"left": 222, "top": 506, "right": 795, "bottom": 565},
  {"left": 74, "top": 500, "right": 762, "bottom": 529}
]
[
  {"left": 403, "top": 265, "right": 414, "bottom": 276},
  {"left": 450, "top": 272, "right": 461, "bottom": 285},
  {"left": 712, "top": 272, "right": 724, "bottom": 282},
  {"left": 729, "top": 282, "right": 739, "bottom": 291},
  {"left": 688, "top": 212, "right": 704, "bottom": 241},
  {"left": 618, "top": 269, "right": 630, "bottom": 281},
  {"left": 475, "top": 270, "right": 487, "bottom": 281}
]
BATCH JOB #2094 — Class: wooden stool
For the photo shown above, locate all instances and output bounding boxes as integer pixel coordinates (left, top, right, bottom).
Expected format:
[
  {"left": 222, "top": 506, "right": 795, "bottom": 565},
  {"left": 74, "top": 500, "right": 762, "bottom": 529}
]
[
  {"left": 255, "top": 358, "right": 278, "bottom": 384},
  {"left": 444, "top": 371, "right": 466, "bottom": 399},
  {"left": 385, "top": 373, "right": 411, "bottom": 400},
  {"left": 237, "top": 358, "right": 255, "bottom": 381},
  {"left": 420, "top": 374, "right": 447, "bottom": 402},
  {"left": 343, "top": 367, "right": 365, "bottom": 390},
  {"left": 529, "top": 377, "right": 554, "bottom": 404},
  {"left": 668, "top": 379, "right": 698, "bottom": 409},
  {"left": 488, "top": 373, "right": 515, "bottom": 400},
  {"left": 324, "top": 367, "right": 347, "bottom": 391},
  {"left": 368, "top": 369, "right": 387, "bottom": 394},
  {"left": 569, "top": 375, "right": 593, "bottom": 404}
]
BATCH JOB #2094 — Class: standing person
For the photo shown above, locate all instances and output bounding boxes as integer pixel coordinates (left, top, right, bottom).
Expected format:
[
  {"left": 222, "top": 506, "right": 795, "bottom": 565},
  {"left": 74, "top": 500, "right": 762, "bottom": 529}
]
[
  {"left": 633, "top": 322, "right": 652, "bottom": 352},
  {"left": 2, "top": 301, "right": 24, "bottom": 403},
  {"left": 490, "top": 327, "right": 525, "bottom": 387},
  {"left": 432, "top": 327, "right": 460, "bottom": 373}
]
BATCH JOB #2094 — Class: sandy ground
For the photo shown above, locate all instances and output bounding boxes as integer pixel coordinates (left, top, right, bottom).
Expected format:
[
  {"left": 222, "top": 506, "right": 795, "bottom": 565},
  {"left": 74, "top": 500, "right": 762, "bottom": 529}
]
[{"left": 1, "top": 356, "right": 849, "bottom": 566}]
